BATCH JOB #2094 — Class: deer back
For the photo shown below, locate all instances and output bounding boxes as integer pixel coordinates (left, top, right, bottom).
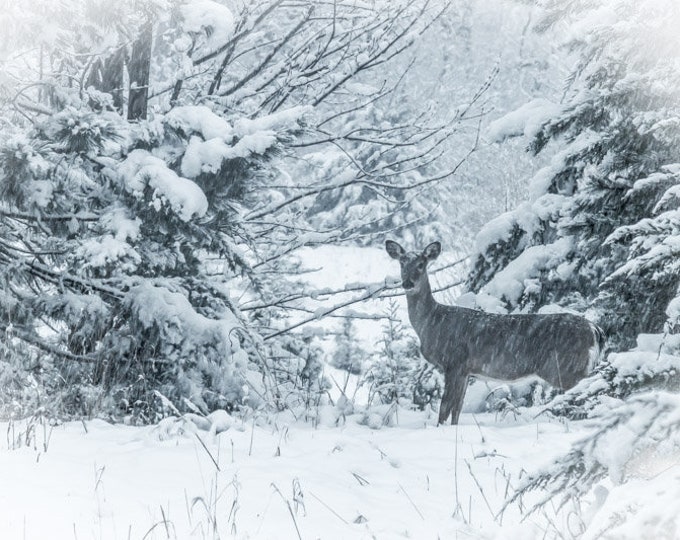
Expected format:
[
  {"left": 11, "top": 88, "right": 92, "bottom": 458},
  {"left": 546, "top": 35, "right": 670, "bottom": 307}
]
[{"left": 415, "top": 304, "right": 599, "bottom": 390}]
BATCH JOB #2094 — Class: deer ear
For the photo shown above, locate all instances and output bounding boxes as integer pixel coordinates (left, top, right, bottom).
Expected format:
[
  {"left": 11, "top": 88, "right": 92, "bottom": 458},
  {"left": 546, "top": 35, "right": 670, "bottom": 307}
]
[
  {"left": 423, "top": 241, "right": 441, "bottom": 261},
  {"left": 385, "top": 240, "right": 405, "bottom": 260}
]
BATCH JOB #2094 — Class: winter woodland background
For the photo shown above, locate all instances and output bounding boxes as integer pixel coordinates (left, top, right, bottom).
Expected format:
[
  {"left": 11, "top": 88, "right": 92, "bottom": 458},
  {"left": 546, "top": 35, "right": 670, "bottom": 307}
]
[{"left": 1, "top": 0, "right": 680, "bottom": 538}]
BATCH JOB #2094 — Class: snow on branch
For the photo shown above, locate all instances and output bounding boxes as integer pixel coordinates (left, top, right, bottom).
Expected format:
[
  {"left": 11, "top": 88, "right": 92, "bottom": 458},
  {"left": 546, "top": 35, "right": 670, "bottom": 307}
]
[
  {"left": 119, "top": 150, "right": 209, "bottom": 221},
  {"left": 506, "top": 391, "right": 680, "bottom": 517},
  {"left": 180, "top": 0, "right": 236, "bottom": 56},
  {"left": 487, "top": 98, "right": 562, "bottom": 143},
  {"left": 545, "top": 332, "right": 680, "bottom": 420},
  {"left": 262, "top": 279, "right": 397, "bottom": 340},
  {"left": 254, "top": 256, "right": 468, "bottom": 339}
]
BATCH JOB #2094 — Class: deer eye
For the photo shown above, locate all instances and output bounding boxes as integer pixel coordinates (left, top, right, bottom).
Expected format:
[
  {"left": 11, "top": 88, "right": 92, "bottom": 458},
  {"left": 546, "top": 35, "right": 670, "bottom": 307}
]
[{"left": 417, "top": 261, "right": 425, "bottom": 270}]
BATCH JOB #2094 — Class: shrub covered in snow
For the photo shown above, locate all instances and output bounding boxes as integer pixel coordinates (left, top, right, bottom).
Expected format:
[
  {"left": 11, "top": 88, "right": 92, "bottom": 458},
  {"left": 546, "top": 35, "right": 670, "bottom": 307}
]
[
  {"left": 509, "top": 391, "right": 680, "bottom": 528},
  {"left": 331, "top": 319, "right": 367, "bottom": 376},
  {"left": 363, "top": 302, "right": 442, "bottom": 411}
]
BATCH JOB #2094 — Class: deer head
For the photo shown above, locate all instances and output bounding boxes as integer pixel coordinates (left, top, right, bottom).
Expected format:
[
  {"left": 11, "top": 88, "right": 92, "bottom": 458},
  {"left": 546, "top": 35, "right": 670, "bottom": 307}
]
[{"left": 385, "top": 240, "right": 441, "bottom": 293}]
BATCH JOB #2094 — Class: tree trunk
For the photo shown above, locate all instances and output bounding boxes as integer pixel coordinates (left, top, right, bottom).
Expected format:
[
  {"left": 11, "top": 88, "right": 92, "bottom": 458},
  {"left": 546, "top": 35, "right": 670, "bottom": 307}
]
[
  {"left": 127, "top": 22, "right": 153, "bottom": 121},
  {"left": 86, "top": 48, "right": 126, "bottom": 113}
]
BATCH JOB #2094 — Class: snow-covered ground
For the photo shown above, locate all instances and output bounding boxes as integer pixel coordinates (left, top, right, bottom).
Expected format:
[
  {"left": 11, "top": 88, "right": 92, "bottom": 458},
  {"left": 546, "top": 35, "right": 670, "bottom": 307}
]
[
  {"left": 6, "top": 405, "right": 680, "bottom": 539},
  {"left": 1, "top": 410, "right": 585, "bottom": 539}
]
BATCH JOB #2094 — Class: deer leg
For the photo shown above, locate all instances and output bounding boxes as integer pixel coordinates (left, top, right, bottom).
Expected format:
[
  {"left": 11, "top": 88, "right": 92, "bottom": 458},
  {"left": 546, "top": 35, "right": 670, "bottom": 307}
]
[
  {"left": 438, "top": 372, "right": 455, "bottom": 425},
  {"left": 438, "top": 370, "right": 467, "bottom": 425},
  {"left": 449, "top": 374, "right": 468, "bottom": 425}
]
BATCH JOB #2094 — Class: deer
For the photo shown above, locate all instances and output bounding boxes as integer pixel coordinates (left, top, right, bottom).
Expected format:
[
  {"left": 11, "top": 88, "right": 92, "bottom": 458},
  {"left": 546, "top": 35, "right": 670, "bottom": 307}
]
[{"left": 385, "top": 240, "right": 604, "bottom": 425}]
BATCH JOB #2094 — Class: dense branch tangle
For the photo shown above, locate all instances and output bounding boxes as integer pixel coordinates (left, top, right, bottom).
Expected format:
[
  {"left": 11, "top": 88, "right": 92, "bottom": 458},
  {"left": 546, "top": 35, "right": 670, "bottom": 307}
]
[
  {"left": 166, "top": 0, "right": 458, "bottom": 203},
  {"left": 173, "top": 0, "right": 466, "bottom": 278},
  {"left": 0, "top": 0, "right": 477, "bottom": 419},
  {"left": 191, "top": 0, "right": 450, "bottom": 113}
]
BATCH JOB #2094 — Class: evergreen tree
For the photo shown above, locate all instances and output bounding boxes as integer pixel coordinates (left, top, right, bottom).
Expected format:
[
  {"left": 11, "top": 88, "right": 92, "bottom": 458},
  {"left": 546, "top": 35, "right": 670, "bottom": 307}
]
[
  {"left": 331, "top": 319, "right": 366, "bottom": 376},
  {"left": 0, "top": 0, "right": 453, "bottom": 420},
  {"left": 0, "top": 97, "right": 299, "bottom": 420},
  {"left": 474, "top": 1, "right": 680, "bottom": 523},
  {"left": 363, "top": 301, "right": 441, "bottom": 409},
  {"left": 468, "top": 0, "right": 680, "bottom": 370}
]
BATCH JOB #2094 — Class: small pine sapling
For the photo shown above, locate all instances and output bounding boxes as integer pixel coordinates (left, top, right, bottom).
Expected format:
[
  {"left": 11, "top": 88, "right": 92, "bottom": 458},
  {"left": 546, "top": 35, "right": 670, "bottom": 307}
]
[
  {"left": 363, "top": 301, "right": 441, "bottom": 410},
  {"left": 330, "top": 319, "right": 367, "bottom": 375}
]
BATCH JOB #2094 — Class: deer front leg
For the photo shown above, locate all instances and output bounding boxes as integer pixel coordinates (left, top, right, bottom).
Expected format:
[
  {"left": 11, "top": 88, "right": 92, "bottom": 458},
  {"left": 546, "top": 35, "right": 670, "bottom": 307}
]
[
  {"left": 449, "top": 374, "right": 468, "bottom": 425},
  {"left": 438, "top": 370, "right": 468, "bottom": 425}
]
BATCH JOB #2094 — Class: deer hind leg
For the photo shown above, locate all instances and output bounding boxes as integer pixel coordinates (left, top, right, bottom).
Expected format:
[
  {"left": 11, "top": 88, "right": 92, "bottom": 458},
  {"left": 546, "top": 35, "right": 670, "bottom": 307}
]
[{"left": 439, "top": 371, "right": 468, "bottom": 425}]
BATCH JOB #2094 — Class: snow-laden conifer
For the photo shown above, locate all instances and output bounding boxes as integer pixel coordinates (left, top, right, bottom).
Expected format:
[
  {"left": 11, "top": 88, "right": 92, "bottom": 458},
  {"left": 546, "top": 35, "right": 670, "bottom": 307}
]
[
  {"left": 469, "top": 0, "right": 680, "bottom": 396},
  {"left": 472, "top": 0, "right": 680, "bottom": 524},
  {"left": 0, "top": 0, "right": 455, "bottom": 420}
]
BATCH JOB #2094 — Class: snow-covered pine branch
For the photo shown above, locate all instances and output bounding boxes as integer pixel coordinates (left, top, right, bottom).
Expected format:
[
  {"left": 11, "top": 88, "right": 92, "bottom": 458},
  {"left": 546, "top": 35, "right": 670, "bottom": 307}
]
[
  {"left": 506, "top": 391, "right": 680, "bottom": 522},
  {"left": 467, "top": 0, "right": 680, "bottom": 417}
]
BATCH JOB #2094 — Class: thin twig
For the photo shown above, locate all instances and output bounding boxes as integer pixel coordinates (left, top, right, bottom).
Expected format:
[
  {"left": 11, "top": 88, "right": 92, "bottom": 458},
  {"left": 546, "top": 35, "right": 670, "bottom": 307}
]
[
  {"left": 399, "top": 483, "right": 425, "bottom": 520},
  {"left": 195, "top": 433, "right": 221, "bottom": 472},
  {"left": 271, "top": 483, "right": 304, "bottom": 540},
  {"left": 308, "top": 491, "right": 349, "bottom": 524},
  {"left": 464, "top": 459, "right": 499, "bottom": 522}
]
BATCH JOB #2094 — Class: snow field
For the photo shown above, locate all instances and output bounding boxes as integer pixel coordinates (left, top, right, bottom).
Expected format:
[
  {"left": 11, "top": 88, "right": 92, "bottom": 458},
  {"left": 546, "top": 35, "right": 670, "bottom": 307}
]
[{"left": 0, "top": 410, "right": 582, "bottom": 539}]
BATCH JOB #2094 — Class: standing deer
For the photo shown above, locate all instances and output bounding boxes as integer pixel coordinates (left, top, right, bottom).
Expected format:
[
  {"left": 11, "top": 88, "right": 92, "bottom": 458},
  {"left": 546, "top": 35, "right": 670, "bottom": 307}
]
[{"left": 385, "top": 240, "right": 604, "bottom": 425}]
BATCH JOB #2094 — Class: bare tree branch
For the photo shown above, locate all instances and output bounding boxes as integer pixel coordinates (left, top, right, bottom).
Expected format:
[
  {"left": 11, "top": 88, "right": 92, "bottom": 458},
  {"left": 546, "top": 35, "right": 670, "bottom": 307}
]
[{"left": 220, "top": 7, "right": 314, "bottom": 98}]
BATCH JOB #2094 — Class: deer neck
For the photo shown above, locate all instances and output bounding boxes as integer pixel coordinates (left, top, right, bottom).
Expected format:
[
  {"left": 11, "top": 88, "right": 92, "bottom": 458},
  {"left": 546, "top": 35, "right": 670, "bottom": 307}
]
[{"left": 405, "top": 276, "right": 438, "bottom": 337}]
